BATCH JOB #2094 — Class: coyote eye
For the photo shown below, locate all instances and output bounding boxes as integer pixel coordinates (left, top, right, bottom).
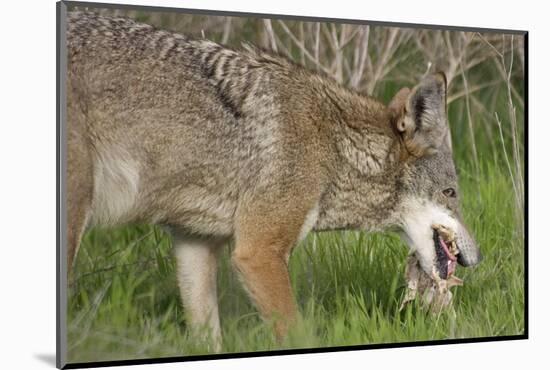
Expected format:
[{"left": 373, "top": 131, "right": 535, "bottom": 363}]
[{"left": 443, "top": 188, "right": 456, "bottom": 198}]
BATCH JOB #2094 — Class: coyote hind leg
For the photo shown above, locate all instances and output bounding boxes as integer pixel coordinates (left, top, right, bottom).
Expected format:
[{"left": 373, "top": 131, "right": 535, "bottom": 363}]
[
  {"left": 66, "top": 109, "right": 93, "bottom": 274},
  {"left": 173, "top": 233, "right": 225, "bottom": 352}
]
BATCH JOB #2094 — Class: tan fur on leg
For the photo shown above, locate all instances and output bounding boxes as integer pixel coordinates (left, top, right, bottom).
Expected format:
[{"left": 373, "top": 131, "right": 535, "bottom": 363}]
[
  {"left": 232, "top": 244, "right": 297, "bottom": 339},
  {"left": 173, "top": 234, "right": 225, "bottom": 351},
  {"left": 232, "top": 197, "right": 318, "bottom": 340},
  {"left": 66, "top": 97, "right": 93, "bottom": 273}
]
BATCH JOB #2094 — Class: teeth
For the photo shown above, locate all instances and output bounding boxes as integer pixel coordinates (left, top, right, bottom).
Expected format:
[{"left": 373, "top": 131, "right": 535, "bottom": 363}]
[
  {"left": 434, "top": 224, "right": 459, "bottom": 256},
  {"left": 450, "top": 241, "right": 459, "bottom": 255}
]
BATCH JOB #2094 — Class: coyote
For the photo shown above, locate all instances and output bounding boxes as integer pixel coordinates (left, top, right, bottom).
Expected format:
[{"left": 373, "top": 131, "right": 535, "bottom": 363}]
[{"left": 66, "top": 11, "right": 482, "bottom": 349}]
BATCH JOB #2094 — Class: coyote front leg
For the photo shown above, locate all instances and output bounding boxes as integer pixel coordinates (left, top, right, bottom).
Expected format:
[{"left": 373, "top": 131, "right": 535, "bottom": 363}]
[{"left": 232, "top": 198, "right": 318, "bottom": 339}]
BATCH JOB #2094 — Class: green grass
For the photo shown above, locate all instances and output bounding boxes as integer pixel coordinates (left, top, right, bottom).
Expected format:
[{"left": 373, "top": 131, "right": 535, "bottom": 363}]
[{"left": 67, "top": 158, "right": 525, "bottom": 363}]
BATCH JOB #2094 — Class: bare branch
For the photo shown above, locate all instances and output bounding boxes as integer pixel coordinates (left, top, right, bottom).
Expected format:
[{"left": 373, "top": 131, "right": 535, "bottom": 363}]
[
  {"left": 263, "top": 19, "right": 278, "bottom": 52},
  {"left": 314, "top": 22, "right": 321, "bottom": 71},
  {"left": 221, "top": 17, "right": 232, "bottom": 44},
  {"left": 276, "top": 20, "right": 333, "bottom": 75},
  {"left": 350, "top": 26, "right": 370, "bottom": 89}
]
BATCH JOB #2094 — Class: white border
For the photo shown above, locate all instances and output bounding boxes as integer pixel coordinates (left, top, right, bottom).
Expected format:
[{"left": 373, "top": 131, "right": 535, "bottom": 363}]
[{"left": 1, "top": 0, "right": 545, "bottom": 369}]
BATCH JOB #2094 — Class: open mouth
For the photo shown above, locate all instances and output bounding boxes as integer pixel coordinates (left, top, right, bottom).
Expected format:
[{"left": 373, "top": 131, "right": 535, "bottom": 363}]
[{"left": 432, "top": 225, "right": 459, "bottom": 279}]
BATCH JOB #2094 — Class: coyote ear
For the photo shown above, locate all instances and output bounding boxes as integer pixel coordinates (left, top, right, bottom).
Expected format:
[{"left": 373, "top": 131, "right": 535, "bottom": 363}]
[
  {"left": 394, "top": 72, "right": 448, "bottom": 157},
  {"left": 388, "top": 87, "right": 411, "bottom": 116}
]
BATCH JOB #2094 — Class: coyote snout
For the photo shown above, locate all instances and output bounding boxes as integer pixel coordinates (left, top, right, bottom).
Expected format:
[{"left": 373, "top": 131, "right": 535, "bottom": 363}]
[
  {"left": 400, "top": 199, "right": 481, "bottom": 280},
  {"left": 454, "top": 222, "right": 482, "bottom": 267}
]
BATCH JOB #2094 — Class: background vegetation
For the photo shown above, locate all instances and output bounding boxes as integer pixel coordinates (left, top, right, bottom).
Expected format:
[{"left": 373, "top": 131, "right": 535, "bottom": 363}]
[{"left": 67, "top": 6, "right": 525, "bottom": 363}]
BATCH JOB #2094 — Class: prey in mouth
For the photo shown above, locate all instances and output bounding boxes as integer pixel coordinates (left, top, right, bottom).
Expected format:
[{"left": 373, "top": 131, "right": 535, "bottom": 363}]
[
  {"left": 400, "top": 224, "right": 464, "bottom": 313},
  {"left": 433, "top": 224, "right": 459, "bottom": 279}
]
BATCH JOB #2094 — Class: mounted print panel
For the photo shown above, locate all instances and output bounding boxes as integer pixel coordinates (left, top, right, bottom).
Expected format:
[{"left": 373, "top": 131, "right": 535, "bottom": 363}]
[{"left": 57, "top": 1, "right": 527, "bottom": 368}]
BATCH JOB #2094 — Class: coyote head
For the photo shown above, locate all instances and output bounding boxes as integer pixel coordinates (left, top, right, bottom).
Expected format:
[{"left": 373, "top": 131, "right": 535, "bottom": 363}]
[{"left": 389, "top": 72, "right": 482, "bottom": 278}]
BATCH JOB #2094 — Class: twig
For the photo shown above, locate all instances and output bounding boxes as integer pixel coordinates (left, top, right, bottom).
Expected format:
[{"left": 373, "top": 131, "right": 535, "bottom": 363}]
[
  {"left": 350, "top": 26, "right": 370, "bottom": 89},
  {"left": 476, "top": 32, "right": 504, "bottom": 58},
  {"left": 366, "top": 28, "right": 399, "bottom": 94},
  {"left": 459, "top": 59, "right": 481, "bottom": 185},
  {"left": 314, "top": 22, "right": 321, "bottom": 72},
  {"left": 299, "top": 22, "right": 306, "bottom": 65},
  {"left": 276, "top": 20, "right": 332, "bottom": 75},
  {"left": 447, "top": 80, "right": 501, "bottom": 103},
  {"left": 495, "top": 112, "right": 521, "bottom": 209},
  {"left": 221, "top": 17, "right": 232, "bottom": 44},
  {"left": 263, "top": 19, "right": 278, "bottom": 52}
]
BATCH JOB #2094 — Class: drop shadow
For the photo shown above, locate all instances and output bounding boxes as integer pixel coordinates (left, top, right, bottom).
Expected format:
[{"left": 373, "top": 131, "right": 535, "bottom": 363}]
[{"left": 34, "top": 353, "right": 57, "bottom": 367}]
